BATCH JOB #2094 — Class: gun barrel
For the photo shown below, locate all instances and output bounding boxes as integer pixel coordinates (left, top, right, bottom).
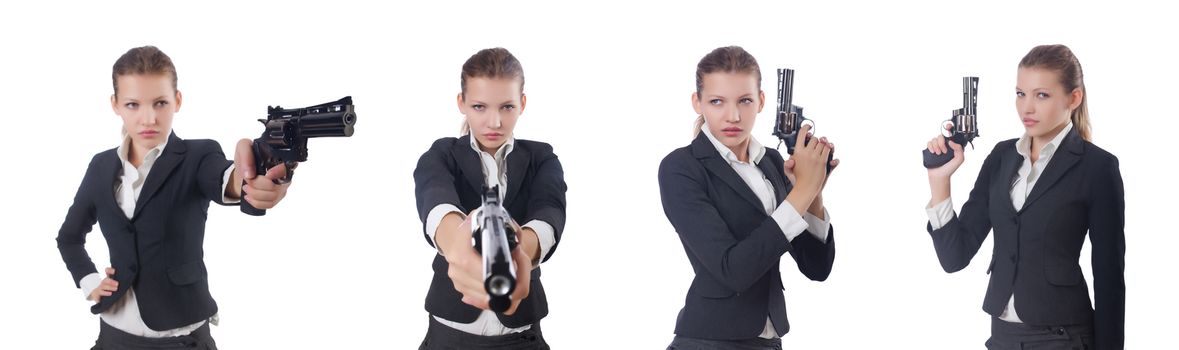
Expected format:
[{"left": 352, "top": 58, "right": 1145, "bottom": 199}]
[
  {"left": 477, "top": 186, "right": 518, "bottom": 312},
  {"left": 963, "top": 76, "right": 978, "bottom": 117},
  {"left": 298, "top": 109, "right": 356, "bottom": 138}
]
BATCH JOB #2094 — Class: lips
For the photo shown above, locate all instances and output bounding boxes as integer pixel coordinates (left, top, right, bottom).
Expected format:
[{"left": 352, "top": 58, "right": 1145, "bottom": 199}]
[
  {"left": 483, "top": 132, "right": 504, "bottom": 140},
  {"left": 721, "top": 127, "right": 743, "bottom": 136},
  {"left": 139, "top": 130, "right": 160, "bottom": 137},
  {"left": 1022, "top": 118, "right": 1039, "bottom": 127}
]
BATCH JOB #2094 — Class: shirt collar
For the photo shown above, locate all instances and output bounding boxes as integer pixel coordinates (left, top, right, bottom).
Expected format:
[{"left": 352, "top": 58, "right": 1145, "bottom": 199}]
[
  {"left": 1015, "top": 122, "right": 1072, "bottom": 160},
  {"left": 116, "top": 130, "right": 170, "bottom": 165},
  {"left": 702, "top": 121, "right": 765, "bottom": 165},
  {"left": 468, "top": 133, "right": 515, "bottom": 160}
]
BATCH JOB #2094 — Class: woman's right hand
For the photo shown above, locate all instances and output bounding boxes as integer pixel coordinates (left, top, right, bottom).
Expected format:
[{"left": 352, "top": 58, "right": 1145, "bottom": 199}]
[
  {"left": 926, "top": 125, "right": 966, "bottom": 179},
  {"left": 784, "top": 125, "right": 831, "bottom": 214},
  {"left": 437, "top": 209, "right": 531, "bottom": 315},
  {"left": 926, "top": 125, "right": 965, "bottom": 206},
  {"left": 87, "top": 267, "right": 118, "bottom": 302}
]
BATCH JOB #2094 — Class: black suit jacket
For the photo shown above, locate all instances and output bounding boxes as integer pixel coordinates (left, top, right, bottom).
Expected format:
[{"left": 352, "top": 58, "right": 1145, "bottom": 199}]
[
  {"left": 928, "top": 128, "right": 1124, "bottom": 349},
  {"left": 56, "top": 133, "right": 235, "bottom": 331},
  {"left": 658, "top": 133, "right": 836, "bottom": 340},
  {"left": 413, "top": 135, "right": 567, "bottom": 327}
]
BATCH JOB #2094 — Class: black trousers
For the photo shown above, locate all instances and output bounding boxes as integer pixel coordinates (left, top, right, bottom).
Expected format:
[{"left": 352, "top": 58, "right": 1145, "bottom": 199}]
[
  {"left": 419, "top": 316, "right": 549, "bottom": 350},
  {"left": 668, "top": 335, "right": 783, "bottom": 350},
  {"left": 985, "top": 317, "right": 1095, "bottom": 350},
  {"left": 91, "top": 320, "right": 217, "bottom": 350}
]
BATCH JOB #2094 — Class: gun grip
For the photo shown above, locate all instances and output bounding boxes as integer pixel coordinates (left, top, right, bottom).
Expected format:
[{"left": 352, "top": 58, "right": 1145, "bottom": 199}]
[
  {"left": 922, "top": 138, "right": 957, "bottom": 169},
  {"left": 240, "top": 180, "right": 266, "bottom": 216}
]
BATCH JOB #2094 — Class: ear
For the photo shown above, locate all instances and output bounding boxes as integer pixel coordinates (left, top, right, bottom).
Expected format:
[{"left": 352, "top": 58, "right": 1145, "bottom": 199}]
[
  {"left": 174, "top": 90, "right": 183, "bottom": 112},
  {"left": 110, "top": 94, "right": 118, "bottom": 114},
  {"left": 691, "top": 92, "right": 702, "bottom": 115},
  {"left": 519, "top": 93, "right": 527, "bottom": 114},
  {"left": 456, "top": 92, "right": 465, "bottom": 115},
  {"left": 1068, "top": 87, "right": 1083, "bottom": 111},
  {"left": 757, "top": 90, "right": 766, "bottom": 113}
]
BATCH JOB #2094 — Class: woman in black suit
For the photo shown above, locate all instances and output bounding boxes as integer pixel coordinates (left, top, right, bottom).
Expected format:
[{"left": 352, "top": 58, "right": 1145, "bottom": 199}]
[
  {"left": 413, "top": 47, "right": 566, "bottom": 350},
  {"left": 924, "top": 44, "right": 1124, "bottom": 350},
  {"left": 659, "top": 46, "right": 838, "bottom": 350},
  {"left": 56, "top": 46, "right": 290, "bottom": 350}
]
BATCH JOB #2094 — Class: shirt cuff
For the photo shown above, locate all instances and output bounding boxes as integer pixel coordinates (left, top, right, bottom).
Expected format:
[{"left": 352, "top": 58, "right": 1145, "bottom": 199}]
[
  {"left": 522, "top": 220, "right": 556, "bottom": 265},
  {"left": 80, "top": 272, "right": 102, "bottom": 300},
  {"left": 802, "top": 208, "right": 831, "bottom": 243},
  {"left": 771, "top": 203, "right": 810, "bottom": 242},
  {"left": 221, "top": 164, "right": 240, "bottom": 204},
  {"left": 926, "top": 197, "right": 955, "bottom": 230},
  {"left": 426, "top": 204, "right": 464, "bottom": 255}
]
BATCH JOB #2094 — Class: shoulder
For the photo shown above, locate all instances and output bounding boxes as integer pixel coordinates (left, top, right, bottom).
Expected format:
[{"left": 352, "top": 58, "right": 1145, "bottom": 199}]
[
  {"left": 980, "top": 138, "right": 1019, "bottom": 165},
  {"left": 1081, "top": 140, "right": 1118, "bottom": 166},
  {"left": 515, "top": 138, "right": 556, "bottom": 157},
  {"left": 420, "top": 137, "right": 460, "bottom": 157},
  {"left": 659, "top": 144, "right": 701, "bottom": 176},
  {"left": 181, "top": 138, "right": 225, "bottom": 156},
  {"left": 763, "top": 147, "right": 785, "bottom": 166},
  {"left": 92, "top": 148, "right": 117, "bottom": 165}
]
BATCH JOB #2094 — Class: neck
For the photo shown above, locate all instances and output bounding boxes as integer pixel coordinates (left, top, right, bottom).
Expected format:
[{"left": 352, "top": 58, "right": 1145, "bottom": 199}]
[
  {"left": 128, "top": 142, "right": 150, "bottom": 168},
  {"left": 728, "top": 138, "right": 751, "bottom": 163},
  {"left": 1029, "top": 121, "right": 1069, "bottom": 161}
]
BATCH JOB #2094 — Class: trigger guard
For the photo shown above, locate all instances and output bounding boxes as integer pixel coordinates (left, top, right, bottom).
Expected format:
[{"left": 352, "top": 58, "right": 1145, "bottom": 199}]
[{"left": 275, "top": 161, "right": 297, "bottom": 184}]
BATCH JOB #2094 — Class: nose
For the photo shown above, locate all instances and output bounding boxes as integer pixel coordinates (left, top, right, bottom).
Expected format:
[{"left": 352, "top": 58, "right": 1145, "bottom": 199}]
[
  {"left": 725, "top": 106, "right": 741, "bottom": 123},
  {"left": 1017, "top": 98, "right": 1034, "bottom": 116},
  {"left": 489, "top": 111, "right": 502, "bottom": 129},
  {"left": 143, "top": 109, "right": 158, "bottom": 126}
]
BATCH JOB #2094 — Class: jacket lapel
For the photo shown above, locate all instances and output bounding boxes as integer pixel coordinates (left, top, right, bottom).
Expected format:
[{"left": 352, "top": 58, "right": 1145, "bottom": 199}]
[
  {"left": 99, "top": 150, "right": 129, "bottom": 223},
  {"left": 1021, "top": 128, "right": 1083, "bottom": 212},
  {"left": 454, "top": 135, "right": 489, "bottom": 196},
  {"left": 133, "top": 133, "right": 186, "bottom": 219},
  {"left": 756, "top": 153, "right": 787, "bottom": 203},
  {"left": 503, "top": 144, "right": 529, "bottom": 206},
  {"left": 691, "top": 133, "right": 765, "bottom": 213},
  {"left": 996, "top": 148, "right": 1024, "bottom": 215}
]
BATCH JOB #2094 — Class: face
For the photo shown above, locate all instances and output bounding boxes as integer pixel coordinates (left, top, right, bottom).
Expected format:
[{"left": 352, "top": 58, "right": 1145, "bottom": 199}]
[
  {"left": 1015, "top": 67, "right": 1081, "bottom": 140},
  {"left": 457, "top": 77, "right": 525, "bottom": 153},
  {"left": 111, "top": 73, "right": 181, "bottom": 151},
  {"left": 692, "top": 72, "right": 765, "bottom": 152}
]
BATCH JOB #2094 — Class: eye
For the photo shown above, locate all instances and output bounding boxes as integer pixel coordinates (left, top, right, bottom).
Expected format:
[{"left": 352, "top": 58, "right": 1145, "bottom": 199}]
[
  {"left": 709, "top": 99, "right": 722, "bottom": 105},
  {"left": 1015, "top": 91, "right": 1025, "bottom": 97},
  {"left": 501, "top": 105, "right": 516, "bottom": 111},
  {"left": 154, "top": 101, "right": 168, "bottom": 108},
  {"left": 125, "top": 102, "right": 139, "bottom": 109},
  {"left": 739, "top": 97, "right": 753, "bottom": 104},
  {"left": 472, "top": 104, "right": 485, "bottom": 111},
  {"left": 1036, "top": 92, "right": 1050, "bottom": 99}
]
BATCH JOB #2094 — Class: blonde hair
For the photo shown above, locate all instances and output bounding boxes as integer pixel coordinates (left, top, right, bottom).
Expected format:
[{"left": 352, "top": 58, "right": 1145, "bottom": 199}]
[
  {"left": 1019, "top": 44, "right": 1091, "bottom": 141},
  {"left": 692, "top": 46, "right": 761, "bottom": 137},
  {"left": 458, "top": 47, "right": 524, "bottom": 135}
]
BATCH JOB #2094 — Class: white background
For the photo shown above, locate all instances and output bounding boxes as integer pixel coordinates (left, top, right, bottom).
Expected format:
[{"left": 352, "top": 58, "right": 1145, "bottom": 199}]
[{"left": 1, "top": 1, "right": 1174, "bottom": 348}]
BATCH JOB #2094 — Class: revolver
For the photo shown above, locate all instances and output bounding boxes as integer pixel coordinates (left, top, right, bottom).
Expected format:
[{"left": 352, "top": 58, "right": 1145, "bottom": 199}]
[
  {"left": 773, "top": 68, "right": 833, "bottom": 172},
  {"left": 922, "top": 77, "right": 979, "bottom": 168},
  {"left": 241, "top": 96, "right": 357, "bottom": 216},
  {"left": 472, "top": 185, "right": 519, "bottom": 313}
]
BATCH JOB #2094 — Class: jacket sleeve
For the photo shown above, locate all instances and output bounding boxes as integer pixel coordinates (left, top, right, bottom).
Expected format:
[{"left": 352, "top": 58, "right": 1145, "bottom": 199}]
[
  {"left": 56, "top": 155, "right": 101, "bottom": 288},
  {"left": 195, "top": 140, "right": 235, "bottom": 205},
  {"left": 927, "top": 142, "right": 1005, "bottom": 273},
  {"left": 522, "top": 143, "right": 567, "bottom": 263},
  {"left": 414, "top": 138, "right": 465, "bottom": 247},
  {"left": 1088, "top": 154, "right": 1125, "bottom": 350}
]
